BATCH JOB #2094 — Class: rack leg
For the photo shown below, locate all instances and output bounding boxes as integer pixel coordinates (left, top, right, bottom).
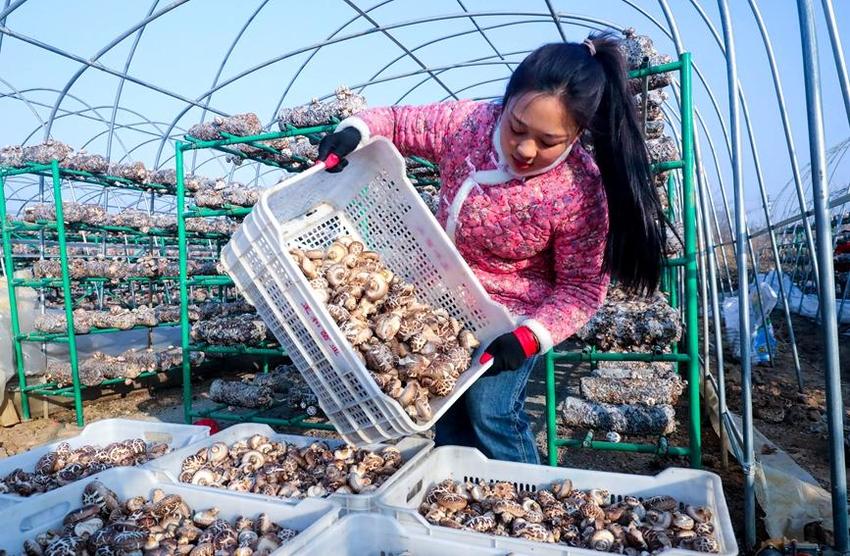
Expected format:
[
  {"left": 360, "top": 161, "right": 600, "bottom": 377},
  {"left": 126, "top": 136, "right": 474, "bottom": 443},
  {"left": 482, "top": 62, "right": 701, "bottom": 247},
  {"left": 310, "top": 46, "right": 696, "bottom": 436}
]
[
  {"left": 0, "top": 175, "right": 31, "bottom": 420},
  {"left": 545, "top": 351, "right": 559, "bottom": 467}
]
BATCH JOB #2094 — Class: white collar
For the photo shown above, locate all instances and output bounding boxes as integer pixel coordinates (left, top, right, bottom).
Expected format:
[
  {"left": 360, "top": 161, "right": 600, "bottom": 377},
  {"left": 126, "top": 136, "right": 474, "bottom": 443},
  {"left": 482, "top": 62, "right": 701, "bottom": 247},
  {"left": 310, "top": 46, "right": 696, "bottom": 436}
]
[{"left": 472, "top": 118, "right": 577, "bottom": 185}]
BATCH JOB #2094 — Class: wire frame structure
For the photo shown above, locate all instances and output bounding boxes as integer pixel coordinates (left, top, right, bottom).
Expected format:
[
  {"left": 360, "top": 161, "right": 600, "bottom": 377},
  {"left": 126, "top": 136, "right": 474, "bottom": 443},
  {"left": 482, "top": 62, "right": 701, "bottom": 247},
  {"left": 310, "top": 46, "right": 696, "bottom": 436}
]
[{"left": 0, "top": 1, "right": 848, "bottom": 552}]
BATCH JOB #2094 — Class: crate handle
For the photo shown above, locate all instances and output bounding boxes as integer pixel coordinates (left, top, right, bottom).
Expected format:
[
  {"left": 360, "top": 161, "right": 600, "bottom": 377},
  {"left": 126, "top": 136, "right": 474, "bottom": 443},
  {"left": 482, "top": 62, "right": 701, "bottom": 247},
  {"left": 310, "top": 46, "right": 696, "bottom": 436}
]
[
  {"left": 405, "top": 478, "right": 424, "bottom": 504},
  {"left": 142, "top": 431, "right": 174, "bottom": 445},
  {"left": 19, "top": 500, "right": 71, "bottom": 533},
  {"left": 284, "top": 202, "right": 333, "bottom": 232}
]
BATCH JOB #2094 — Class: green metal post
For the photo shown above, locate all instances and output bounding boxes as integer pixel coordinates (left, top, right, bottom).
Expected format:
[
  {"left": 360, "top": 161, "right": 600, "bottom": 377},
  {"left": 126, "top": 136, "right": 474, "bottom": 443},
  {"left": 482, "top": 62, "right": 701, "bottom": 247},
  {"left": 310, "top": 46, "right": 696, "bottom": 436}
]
[
  {"left": 546, "top": 351, "right": 558, "bottom": 466},
  {"left": 680, "top": 52, "right": 701, "bottom": 467},
  {"left": 0, "top": 174, "right": 31, "bottom": 420},
  {"left": 667, "top": 173, "right": 679, "bottom": 311},
  {"left": 176, "top": 142, "right": 192, "bottom": 424},
  {"left": 666, "top": 173, "right": 681, "bottom": 375},
  {"left": 51, "top": 161, "right": 85, "bottom": 427}
]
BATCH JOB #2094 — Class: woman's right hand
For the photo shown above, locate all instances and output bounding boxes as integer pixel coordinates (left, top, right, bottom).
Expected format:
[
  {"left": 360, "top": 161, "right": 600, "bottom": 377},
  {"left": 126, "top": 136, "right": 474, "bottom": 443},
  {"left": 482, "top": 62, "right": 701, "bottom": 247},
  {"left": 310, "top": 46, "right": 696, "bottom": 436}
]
[{"left": 317, "top": 127, "right": 362, "bottom": 173}]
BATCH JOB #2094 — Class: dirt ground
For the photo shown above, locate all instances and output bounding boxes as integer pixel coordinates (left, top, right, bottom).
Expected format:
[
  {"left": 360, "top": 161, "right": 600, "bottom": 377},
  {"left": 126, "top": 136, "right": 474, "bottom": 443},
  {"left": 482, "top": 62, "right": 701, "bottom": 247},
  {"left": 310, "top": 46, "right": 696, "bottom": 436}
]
[
  {"left": 0, "top": 310, "right": 847, "bottom": 554},
  {"left": 719, "top": 311, "right": 850, "bottom": 493}
]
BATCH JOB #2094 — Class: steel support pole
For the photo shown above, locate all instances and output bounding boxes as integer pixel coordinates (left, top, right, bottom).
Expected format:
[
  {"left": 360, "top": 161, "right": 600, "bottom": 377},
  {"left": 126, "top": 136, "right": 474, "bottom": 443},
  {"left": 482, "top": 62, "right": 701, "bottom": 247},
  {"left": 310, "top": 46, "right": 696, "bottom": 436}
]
[
  {"left": 797, "top": 1, "right": 849, "bottom": 552},
  {"left": 717, "top": 0, "right": 755, "bottom": 549}
]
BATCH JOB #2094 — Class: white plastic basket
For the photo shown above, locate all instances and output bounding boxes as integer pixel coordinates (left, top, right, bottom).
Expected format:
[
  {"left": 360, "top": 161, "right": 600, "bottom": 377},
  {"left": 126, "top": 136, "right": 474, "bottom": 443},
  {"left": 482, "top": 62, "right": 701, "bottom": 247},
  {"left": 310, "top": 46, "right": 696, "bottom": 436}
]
[
  {"left": 377, "top": 446, "right": 738, "bottom": 556},
  {"left": 0, "top": 418, "right": 209, "bottom": 508},
  {"left": 0, "top": 467, "right": 338, "bottom": 556},
  {"left": 295, "top": 512, "right": 526, "bottom": 555},
  {"left": 145, "top": 422, "right": 432, "bottom": 513},
  {"left": 220, "top": 137, "right": 516, "bottom": 446}
]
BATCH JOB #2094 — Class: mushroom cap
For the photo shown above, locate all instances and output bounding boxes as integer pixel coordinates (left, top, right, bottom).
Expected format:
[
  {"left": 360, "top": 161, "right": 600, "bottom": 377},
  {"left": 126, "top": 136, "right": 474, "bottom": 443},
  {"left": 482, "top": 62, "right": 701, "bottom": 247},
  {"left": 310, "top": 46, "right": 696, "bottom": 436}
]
[
  {"left": 396, "top": 380, "right": 422, "bottom": 407},
  {"left": 686, "top": 504, "right": 713, "bottom": 524},
  {"left": 364, "top": 273, "right": 389, "bottom": 302},
  {"left": 63, "top": 503, "right": 101, "bottom": 526},
  {"left": 493, "top": 499, "right": 526, "bottom": 517},
  {"left": 591, "top": 528, "right": 616, "bottom": 551},
  {"left": 435, "top": 490, "right": 468, "bottom": 512}
]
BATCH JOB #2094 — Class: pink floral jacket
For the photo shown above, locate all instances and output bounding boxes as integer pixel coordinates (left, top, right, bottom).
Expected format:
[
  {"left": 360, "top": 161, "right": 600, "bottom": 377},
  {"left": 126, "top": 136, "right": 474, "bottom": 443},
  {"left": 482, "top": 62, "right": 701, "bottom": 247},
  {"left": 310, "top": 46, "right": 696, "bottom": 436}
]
[{"left": 339, "top": 100, "right": 609, "bottom": 352}]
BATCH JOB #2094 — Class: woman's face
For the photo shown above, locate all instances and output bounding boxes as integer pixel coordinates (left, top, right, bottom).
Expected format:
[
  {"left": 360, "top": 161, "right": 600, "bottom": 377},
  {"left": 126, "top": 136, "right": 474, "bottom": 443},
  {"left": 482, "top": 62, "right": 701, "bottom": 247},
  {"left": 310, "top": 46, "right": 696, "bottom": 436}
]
[{"left": 499, "top": 92, "right": 578, "bottom": 174}]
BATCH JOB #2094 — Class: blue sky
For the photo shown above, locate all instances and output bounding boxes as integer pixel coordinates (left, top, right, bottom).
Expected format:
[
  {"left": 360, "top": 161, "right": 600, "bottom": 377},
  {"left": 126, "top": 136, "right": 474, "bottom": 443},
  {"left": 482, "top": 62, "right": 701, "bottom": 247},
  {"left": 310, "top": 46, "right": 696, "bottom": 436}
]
[{"left": 1, "top": 0, "right": 848, "bottom": 223}]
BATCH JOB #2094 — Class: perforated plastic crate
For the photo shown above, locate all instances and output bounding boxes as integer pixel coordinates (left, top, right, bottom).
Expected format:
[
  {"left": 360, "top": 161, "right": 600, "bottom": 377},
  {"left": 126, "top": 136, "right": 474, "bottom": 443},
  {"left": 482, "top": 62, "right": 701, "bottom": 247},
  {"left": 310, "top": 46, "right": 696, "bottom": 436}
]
[
  {"left": 0, "top": 418, "right": 209, "bottom": 508},
  {"left": 220, "top": 137, "right": 516, "bottom": 445},
  {"left": 295, "top": 512, "right": 524, "bottom": 555},
  {"left": 146, "top": 423, "right": 432, "bottom": 513},
  {"left": 0, "top": 467, "right": 338, "bottom": 555},
  {"left": 377, "top": 446, "right": 738, "bottom": 556}
]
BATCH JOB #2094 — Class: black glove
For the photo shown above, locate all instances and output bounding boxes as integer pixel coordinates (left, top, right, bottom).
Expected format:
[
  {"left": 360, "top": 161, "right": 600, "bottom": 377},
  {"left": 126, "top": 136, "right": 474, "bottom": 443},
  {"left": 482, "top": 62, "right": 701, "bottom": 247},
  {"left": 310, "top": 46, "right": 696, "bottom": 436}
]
[
  {"left": 317, "top": 127, "right": 362, "bottom": 173},
  {"left": 480, "top": 326, "right": 540, "bottom": 375}
]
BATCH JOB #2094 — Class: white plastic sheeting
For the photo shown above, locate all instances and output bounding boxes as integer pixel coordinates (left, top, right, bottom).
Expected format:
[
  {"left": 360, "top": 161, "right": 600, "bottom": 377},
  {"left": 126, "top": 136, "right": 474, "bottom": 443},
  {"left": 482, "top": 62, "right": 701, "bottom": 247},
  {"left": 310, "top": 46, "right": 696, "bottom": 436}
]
[
  {"left": 764, "top": 270, "right": 850, "bottom": 324},
  {"left": 704, "top": 376, "right": 836, "bottom": 541},
  {"left": 721, "top": 281, "right": 779, "bottom": 364}
]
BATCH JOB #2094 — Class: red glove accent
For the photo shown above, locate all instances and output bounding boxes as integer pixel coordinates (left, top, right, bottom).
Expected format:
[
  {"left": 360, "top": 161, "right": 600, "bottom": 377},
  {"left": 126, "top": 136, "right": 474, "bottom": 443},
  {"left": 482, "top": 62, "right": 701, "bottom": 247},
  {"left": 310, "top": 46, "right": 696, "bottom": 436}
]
[
  {"left": 324, "top": 153, "right": 341, "bottom": 169},
  {"left": 513, "top": 326, "right": 541, "bottom": 357},
  {"left": 478, "top": 326, "right": 540, "bottom": 372}
]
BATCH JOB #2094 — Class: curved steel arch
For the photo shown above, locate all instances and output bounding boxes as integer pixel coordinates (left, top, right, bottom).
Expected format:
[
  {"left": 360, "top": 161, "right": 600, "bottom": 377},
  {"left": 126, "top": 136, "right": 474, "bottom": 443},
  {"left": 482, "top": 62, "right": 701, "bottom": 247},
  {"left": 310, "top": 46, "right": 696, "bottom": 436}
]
[
  {"left": 386, "top": 18, "right": 615, "bottom": 104},
  {"left": 21, "top": 99, "right": 159, "bottom": 157},
  {"left": 0, "top": 77, "right": 46, "bottom": 128},
  {"left": 1, "top": 86, "right": 160, "bottom": 151},
  {"left": 0, "top": 14, "right": 231, "bottom": 127},
  {"left": 18, "top": 92, "right": 137, "bottom": 161},
  {"left": 154, "top": 0, "right": 394, "bottom": 166},
  {"left": 77, "top": 115, "right": 187, "bottom": 155},
  {"left": 45, "top": 0, "right": 191, "bottom": 139},
  {"left": 341, "top": 0, "right": 458, "bottom": 101},
  {"left": 153, "top": 9, "right": 631, "bottom": 162},
  {"left": 156, "top": 4, "right": 540, "bottom": 163},
  {"left": 355, "top": 12, "right": 625, "bottom": 101},
  {"left": 184, "top": 0, "right": 273, "bottom": 173},
  {"left": 104, "top": 0, "right": 160, "bottom": 162},
  {"left": 0, "top": 0, "right": 25, "bottom": 23}
]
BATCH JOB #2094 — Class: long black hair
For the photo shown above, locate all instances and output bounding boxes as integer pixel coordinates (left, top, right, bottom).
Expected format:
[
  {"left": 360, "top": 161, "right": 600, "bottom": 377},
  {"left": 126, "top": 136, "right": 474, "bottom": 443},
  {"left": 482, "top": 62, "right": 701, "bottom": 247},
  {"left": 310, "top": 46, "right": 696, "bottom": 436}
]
[{"left": 502, "top": 32, "right": 665, "bottom": 294}]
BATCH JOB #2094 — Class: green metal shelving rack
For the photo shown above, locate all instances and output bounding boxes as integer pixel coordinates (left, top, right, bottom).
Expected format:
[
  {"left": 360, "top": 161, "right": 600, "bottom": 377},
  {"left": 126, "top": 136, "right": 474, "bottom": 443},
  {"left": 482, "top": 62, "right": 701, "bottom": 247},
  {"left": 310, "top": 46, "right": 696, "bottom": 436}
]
[
  {"left": 545, "top": 52, "right": 702, "bottom": 468},
  {"left": 0, "top": 161, "right": 206, "bottom": 426},
  {"left": 175, "top": 125, "right": 339, "bottom": 431}
]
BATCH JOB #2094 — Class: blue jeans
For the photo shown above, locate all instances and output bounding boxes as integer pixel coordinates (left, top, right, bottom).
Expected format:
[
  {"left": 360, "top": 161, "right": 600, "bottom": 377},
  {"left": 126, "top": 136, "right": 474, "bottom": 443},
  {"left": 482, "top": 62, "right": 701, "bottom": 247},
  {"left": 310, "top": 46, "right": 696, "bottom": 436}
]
[{"left": 435, "top": 355, "right": 540, "bottom": 464}]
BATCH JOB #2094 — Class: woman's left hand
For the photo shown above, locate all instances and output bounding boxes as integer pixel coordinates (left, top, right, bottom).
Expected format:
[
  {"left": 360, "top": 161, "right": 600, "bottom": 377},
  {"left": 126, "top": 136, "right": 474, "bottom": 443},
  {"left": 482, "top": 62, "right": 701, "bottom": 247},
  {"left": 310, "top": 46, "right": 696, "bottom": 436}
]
[{"left": 480, "top": 326, "right": 540, "bottom": 374}]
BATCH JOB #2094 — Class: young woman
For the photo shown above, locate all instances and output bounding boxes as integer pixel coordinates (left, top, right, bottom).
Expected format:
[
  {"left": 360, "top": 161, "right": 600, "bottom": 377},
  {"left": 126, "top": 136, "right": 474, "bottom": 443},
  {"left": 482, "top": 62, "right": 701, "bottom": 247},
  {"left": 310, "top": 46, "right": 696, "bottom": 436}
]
[{"left": 318, "top": 33, "right": 665, "bottom": 464}]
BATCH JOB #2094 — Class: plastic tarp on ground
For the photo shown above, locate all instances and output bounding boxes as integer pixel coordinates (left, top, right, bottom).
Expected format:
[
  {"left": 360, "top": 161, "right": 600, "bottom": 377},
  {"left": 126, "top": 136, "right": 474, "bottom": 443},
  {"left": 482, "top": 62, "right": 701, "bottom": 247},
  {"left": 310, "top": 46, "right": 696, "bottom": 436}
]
[
  {"left": 764, "top": 270, "right": 850, "bottom": 324},
  {"left": 0, "top": 273, "right": 44, "bottom": 391},
  {"left": 704, "top": 376, "right": 836, "bottom": 541}
]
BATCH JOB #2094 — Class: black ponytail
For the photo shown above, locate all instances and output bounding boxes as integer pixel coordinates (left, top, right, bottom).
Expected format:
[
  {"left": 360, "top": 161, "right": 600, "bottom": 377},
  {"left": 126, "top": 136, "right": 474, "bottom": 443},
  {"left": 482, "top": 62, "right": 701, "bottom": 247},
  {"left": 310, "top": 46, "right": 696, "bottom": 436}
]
[{"left": 502, "top": 32, "right": 665, "bottom": 294}]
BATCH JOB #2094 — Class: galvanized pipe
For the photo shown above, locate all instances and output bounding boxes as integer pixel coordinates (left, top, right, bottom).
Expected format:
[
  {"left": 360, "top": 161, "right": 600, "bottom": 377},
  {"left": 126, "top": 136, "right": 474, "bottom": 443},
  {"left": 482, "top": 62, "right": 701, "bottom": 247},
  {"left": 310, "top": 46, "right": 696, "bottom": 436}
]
[
  {"left": 698, "top": 122, "right": 735, "bottom": 292},
  {"left": 697, "top": 141, "right": 730, "bottom": 469},
  {"left": 717, "top": 0, "right": 756, "bottom": 549},
  {"left": 820, "top": 0, "right": 850, "bottom": 126},
  {"left": 797, "top": 2, "right": 850, "bottom": 552},
  {"left": 681, "top": 0, "right": 782, "bottom": 313},
  {"left": 739, "top": 87, "right": 801, "bottom": 384},
  {"left": 747, "top": 0, "right": 820, "bottom": 291}
]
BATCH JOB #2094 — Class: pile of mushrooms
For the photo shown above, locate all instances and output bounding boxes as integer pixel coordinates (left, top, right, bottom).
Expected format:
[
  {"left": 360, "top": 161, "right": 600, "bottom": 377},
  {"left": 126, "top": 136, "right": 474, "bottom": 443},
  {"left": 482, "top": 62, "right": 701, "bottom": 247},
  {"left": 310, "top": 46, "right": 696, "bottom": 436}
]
[
  {"left": 178, "top": 434, "right": 403, "bottom": 498},
  {"left": 419, "top": 478, "right": 720, "bottom": 554},
  {"left": 289, "top": 236, "right": 480, "bottom": 423},
  {"left": 0, "top": 439, "right": 169, "bottom": 497},
  {"left": 17, "top": 479, "right": 299, "bottom": 556}
]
